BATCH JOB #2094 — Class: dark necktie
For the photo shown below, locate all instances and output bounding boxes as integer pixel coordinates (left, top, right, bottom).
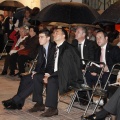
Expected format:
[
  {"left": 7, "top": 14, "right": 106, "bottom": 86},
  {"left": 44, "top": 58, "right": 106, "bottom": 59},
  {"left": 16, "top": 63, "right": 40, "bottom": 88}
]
[
  {"left": 54, "top": 47, "right": 58, "bottom": 58},
  {"left": 78, "top": 44, "right": 81, "bottom": 58},
  {"left": 54, "top": 46, "right": 59, "bottom": 71},
  {"left": 43, "top": 48, "right": 46, "bottom": 58},
  {"left": 42, "top": 48, "right": 46, "bottom": 68}
]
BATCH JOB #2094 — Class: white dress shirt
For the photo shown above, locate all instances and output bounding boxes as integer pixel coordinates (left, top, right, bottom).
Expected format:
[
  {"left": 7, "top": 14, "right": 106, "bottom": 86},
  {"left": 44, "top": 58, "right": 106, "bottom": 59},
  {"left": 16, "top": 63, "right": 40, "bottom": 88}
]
[
  {"left": 54, "top": 42, "right": 64, "bottom": 72},
  {"left": 101, "top": 43, "right": 109, "bottom": 72},
  {"left": 78, "top": 40, "right": 85, "bottom": 64},
  {"left": 100, "top": 43, "right": 107, "bottom": 65}
]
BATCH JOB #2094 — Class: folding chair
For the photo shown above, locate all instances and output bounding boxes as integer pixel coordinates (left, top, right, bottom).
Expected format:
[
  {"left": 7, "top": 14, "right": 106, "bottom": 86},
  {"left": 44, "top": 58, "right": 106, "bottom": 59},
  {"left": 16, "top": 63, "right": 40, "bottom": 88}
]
[
  {"left": 66, "top": 60, "right": 98, "bottom": 113},
  {"left": 0, "top": 39, "right": 14, "bottom": 59},
  {"left": 25, "top": 54, "right": 39, "bottom": 73},
  {"left": 82, "top": 63, "right": 120, "bottom": 119}
]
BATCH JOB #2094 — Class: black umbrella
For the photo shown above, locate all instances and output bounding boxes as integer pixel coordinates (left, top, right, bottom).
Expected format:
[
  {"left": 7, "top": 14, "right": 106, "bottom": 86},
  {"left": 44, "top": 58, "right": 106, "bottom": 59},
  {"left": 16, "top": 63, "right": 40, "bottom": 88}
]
[
  {"left": 0, "top": 1, "right": 24, "bottom": 11},
  {"left": 94, "top": 1, "right": 120, "bottom": 24},
  {"left": 33, "top": 2, "right": 99, "bottom": 24},
  {"left": 14, "top": 6, "right": 31, "bottom": 19}
]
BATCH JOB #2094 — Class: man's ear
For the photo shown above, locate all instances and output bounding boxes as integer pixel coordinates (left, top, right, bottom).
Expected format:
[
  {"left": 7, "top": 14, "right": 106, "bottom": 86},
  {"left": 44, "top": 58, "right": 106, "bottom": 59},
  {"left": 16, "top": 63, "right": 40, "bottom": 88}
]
[
  {"left": 63, "top": 34, "right": 65, "bottom": 39},
  {"left": 105, "top": 36, "right": 108, "bottom": 41},
  {"left": 47, "top": 36, "right": 50, "bottom": 41},
  {"left": 82, "top": 32, "right": 86, "bottom": 37}
]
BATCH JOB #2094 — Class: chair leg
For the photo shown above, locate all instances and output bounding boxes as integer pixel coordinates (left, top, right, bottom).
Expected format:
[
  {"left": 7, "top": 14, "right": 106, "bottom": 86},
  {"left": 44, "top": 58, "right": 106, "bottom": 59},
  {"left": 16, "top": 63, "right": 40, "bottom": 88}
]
[
  {"left": 66, "top": 90, "right": 78, "bottom": 113},
  {"left": 0, "top": 46, "right": 7, "bottom": 59}
]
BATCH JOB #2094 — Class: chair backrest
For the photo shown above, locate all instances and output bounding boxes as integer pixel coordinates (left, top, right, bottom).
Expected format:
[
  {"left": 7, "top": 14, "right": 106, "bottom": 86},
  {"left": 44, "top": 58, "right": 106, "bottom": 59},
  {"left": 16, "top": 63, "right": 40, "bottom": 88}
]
[
  {"left": 25, "top": 54, "right": 38, "bottom": 73},
  {"left": 104, "top": 63, "right": 120, "bottom": 88},
  {"left": 6, "top": 40, "right": 14, "bottom": 46}
]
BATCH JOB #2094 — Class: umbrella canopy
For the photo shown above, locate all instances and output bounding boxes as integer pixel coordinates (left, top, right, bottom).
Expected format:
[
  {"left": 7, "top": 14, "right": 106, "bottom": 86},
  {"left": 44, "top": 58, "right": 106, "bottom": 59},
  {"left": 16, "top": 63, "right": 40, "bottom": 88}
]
[
  {"left": 49, "top": 22, "right": 101, "bottom": 29},
  {"left": 14, "top": 6, "right": 31, "bottom": 19},
  {"left": 94, "top": 1, "right": 120, "bottom": 24},
  {"left": 0, "top": 1, "right": 24, "bottom": 11},
  {"left": 33, "top": 2, "right": 99, "bottom": 24}
]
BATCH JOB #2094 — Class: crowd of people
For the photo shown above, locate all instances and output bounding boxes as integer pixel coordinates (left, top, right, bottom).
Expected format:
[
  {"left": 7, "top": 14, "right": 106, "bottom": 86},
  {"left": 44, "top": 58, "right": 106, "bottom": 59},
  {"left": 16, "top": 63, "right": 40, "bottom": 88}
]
[{"left": 0, "top": 6, "right": 120, "bottom": 120}]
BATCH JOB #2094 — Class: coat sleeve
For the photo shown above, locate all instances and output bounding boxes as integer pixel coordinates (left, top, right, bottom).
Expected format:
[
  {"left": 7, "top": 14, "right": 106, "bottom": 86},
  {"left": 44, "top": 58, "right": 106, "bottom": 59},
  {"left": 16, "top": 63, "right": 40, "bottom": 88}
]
[
  {"left": 9, "top": 30, "right": 18, "bottom": 49},
  {"left": 58, "top": 47, "right": 84, "bottom": 94}
]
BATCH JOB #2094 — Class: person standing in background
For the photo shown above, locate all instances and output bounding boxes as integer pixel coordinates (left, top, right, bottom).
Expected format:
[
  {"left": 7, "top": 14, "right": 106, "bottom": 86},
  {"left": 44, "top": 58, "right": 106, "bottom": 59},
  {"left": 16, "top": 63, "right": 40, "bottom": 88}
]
[{"left": 0, "top": 14, "right": 4, "bottom": 52}]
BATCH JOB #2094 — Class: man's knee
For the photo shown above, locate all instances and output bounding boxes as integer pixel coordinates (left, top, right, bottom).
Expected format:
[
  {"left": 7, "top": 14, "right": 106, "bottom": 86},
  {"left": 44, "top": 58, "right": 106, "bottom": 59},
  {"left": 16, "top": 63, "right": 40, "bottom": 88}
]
[{"left": 21, "top": 74, "right": 32, "bottom": 81}]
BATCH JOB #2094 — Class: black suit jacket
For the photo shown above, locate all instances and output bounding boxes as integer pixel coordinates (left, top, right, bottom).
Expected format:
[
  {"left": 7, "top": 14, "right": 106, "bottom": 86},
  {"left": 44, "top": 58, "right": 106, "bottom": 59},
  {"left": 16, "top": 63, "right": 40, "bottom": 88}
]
[
  {"left": 95, "top": 43, "right": 120, "bottom": 71},
  {"left": 3, "top": 17, "right": 17, "bottom": 35},
  {"left": 0, "top": 21, "right": 3, "bottom": 34},
  {"left": 57, "top": 41, "right": 84, "bottom": 94},
  {"left": 72, "top": 39, "right": 95, "bottom": 65},
  {"left": 34, "top": 42, "right": 55, "bottom": 75}
]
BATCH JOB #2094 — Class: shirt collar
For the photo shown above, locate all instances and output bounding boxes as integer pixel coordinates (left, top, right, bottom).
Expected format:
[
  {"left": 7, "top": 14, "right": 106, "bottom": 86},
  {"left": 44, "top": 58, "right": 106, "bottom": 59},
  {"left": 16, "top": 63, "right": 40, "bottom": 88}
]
[
  {"left": 101, "top": 43, "right": 107, "bottom": 49},
  {"left": 43, "top": 42, "right": 49, "bottom": 50},
  {"left": 78, "top": 39, "right": 85, "bottom": 45},
  {"left": 57, "top": 41, "right": 64, "bottom": 48}
]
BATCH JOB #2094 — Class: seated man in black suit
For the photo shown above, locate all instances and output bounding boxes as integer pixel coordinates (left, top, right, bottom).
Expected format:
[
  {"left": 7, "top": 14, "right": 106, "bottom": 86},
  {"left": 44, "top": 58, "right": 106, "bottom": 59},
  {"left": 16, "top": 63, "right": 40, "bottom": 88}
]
[
  {"left": 86, "top": 30, "right": 120, "bottom": 89},
  {"left": 72, "top": 26, "right": 95, "bottom": 105},
  {"left": 83, "top": 86, "right": 120, "bottom": 120},
  {"left": 2, "top": 27, "right": 83, "bottom": 117},
  {"left": 2, "top": 29, "right": 55, "bottom": 110},
  {"left": 72, "top": 26, "right": 95, "bottom": 69},
  {"left": 28, "top": 27, "right": 84, "bottom": 117}
]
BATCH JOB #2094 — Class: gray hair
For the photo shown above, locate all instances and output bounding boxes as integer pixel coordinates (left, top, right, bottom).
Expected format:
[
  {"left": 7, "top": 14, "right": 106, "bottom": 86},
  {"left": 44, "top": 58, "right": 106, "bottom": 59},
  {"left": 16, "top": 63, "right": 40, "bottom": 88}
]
[
  {"left": 76, "top": 26, "right": 87, "bottom": 34},
  {"left": 20, "top": 25, "right": 29, "bottom": 35}
]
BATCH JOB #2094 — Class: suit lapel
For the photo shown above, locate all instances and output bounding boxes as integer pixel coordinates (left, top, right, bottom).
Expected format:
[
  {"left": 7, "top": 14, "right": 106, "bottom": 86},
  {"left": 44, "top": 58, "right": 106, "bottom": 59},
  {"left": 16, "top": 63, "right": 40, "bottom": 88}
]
[
  {"left": 40, "top": 46, "right": 45, "bottom": 65},
  {"left": 47, "top": 42, "right": 52, "bottom": 60},
  {"left": 106, "top": 43, "right": 110, "bottom": 62},
  {"left": 58, "top": 41, "right": 67, "bottom": 65},
  {"left": 59, "top": 41, "right": 66, "bottom": 57},
  {"left": 95, "top": 47, "right": 101, "bottom": 62},
  {"left": 83, "top": 40, "right": 87, "bottom": 58}
]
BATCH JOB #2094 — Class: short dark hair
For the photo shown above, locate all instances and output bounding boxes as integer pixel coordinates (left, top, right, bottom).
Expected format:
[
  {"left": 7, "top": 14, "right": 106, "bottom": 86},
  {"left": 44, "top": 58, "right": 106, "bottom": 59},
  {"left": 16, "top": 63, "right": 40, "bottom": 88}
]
[
  {"left": 29, "top": 25, "right": 39, "bottom": 34},
  {"left": 39, "top": 29, "right": 51, "bottom": 37},
  {"left": 57, "top": 27, "right": 68, "bottom": 40},
  {"left": 96, "top": 29, "right": 108, "bottom": 37}
]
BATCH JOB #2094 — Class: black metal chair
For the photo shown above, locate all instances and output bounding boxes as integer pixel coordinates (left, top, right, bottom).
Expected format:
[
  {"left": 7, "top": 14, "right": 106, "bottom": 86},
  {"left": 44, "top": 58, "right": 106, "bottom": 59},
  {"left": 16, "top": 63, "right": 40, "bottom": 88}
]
[
  {"left": 0, "top": 39, "right": 14, "bottom": 59},
  {"left": 24, "top": 54, "right": 38, "bottom": 74},
  {"left": 82, "top": 63, "right": 120, "bottom": 120}
]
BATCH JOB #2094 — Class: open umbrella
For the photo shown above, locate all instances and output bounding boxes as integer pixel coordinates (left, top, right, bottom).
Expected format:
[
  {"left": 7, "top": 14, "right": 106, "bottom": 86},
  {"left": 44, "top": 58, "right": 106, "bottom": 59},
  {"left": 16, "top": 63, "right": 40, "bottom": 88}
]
[
  {"left": 14, "top": 6, "right": 31, "bottom": 19},
  {"left": 0, "top": 1, "right": 24, "bottom": 11},
  {"left": 94, "top": 1, "right": 120, "bottom": 24},
  {"left": 33, "top": 2, "right": 99, "bottom": 24},
  {"left": 49, "top": 22, "right": 101, "bottom": 29}
]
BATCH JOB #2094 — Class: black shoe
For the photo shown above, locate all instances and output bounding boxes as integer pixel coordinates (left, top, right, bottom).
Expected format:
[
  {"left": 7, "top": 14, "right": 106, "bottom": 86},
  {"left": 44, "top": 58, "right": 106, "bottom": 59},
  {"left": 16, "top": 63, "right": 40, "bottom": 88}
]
[
  {"left": 2, "top": 99, "right": 22, "bottom": 110},
  {"left": 2, "top": 99, "right": 13, "bottom": 108},
  {"left": 40, "top": 108, "right": 58, "bottom": 117},
  {"left": 83, "top": 114, "right": 106, "bottom": 120},
  {"left": 1, "top": 70, "right": 7, "bottom": 75},
  {"left": 5, "top": 104, "right": 22, "bottom": 110},
  {"left": 84, "top": 114, "right": 97, "bottom": 120},
  {"left": 28, "top": 103, "right": 45, "bottom": 112}
]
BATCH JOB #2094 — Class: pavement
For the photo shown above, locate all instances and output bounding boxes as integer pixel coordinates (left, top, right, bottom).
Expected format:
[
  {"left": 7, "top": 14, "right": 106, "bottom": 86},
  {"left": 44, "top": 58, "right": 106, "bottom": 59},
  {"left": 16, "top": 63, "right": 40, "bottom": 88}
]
[{"left": 0, "top": 58, "right": 96, "bottom": 120}]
